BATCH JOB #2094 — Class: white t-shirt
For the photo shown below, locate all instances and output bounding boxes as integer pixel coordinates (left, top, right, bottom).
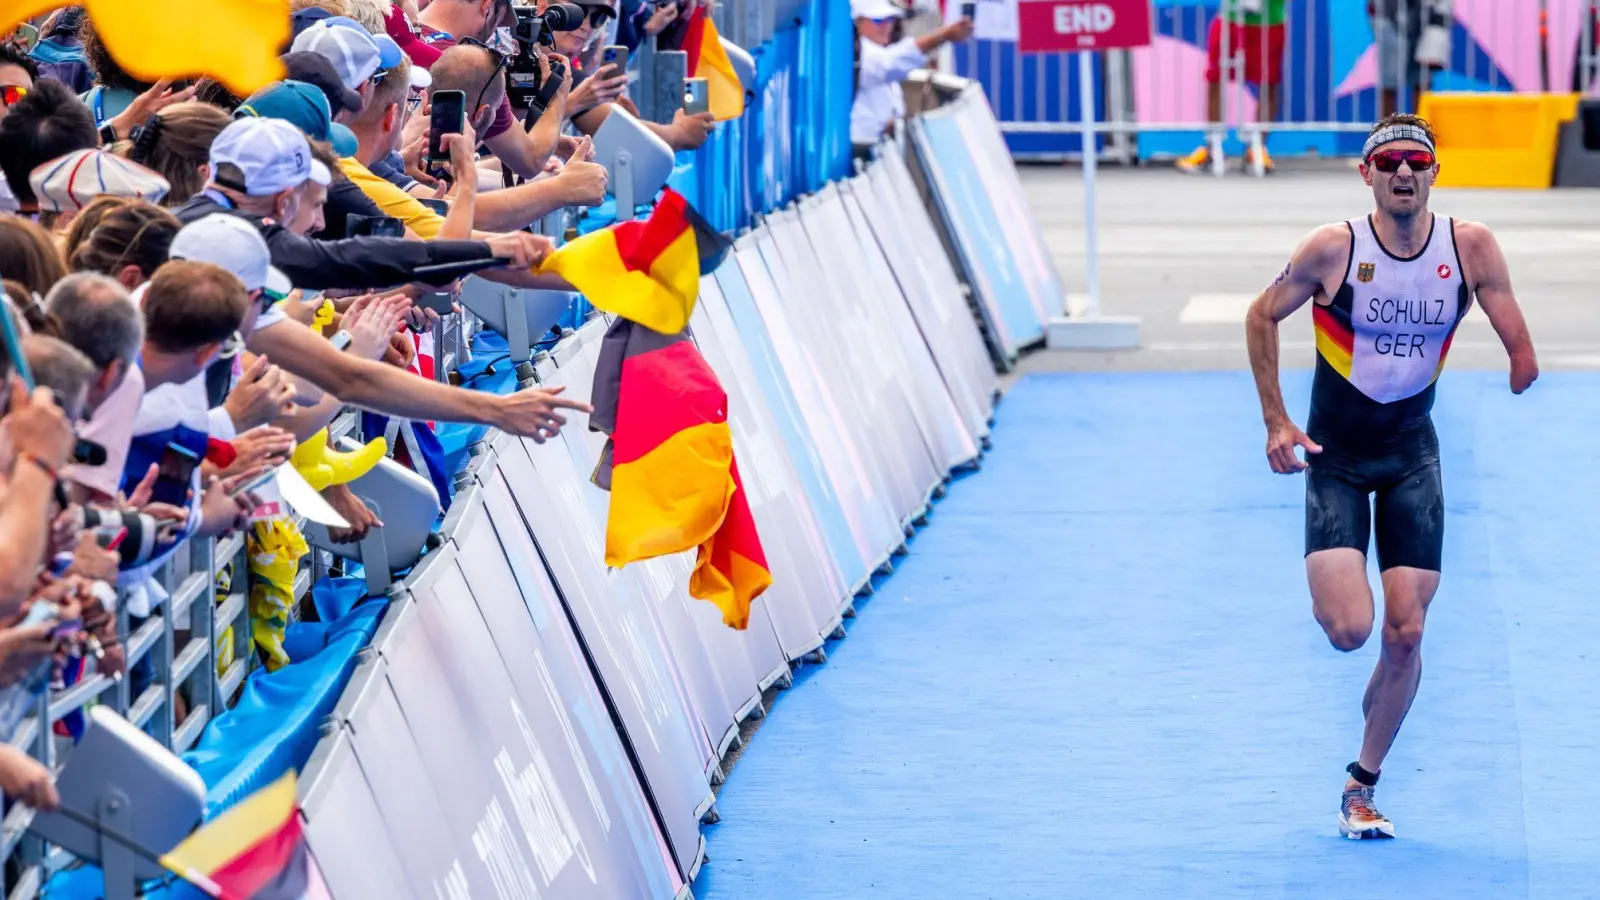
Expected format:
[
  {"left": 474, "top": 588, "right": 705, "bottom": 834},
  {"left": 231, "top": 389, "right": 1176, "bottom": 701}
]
[
  {"left": 851, "top": 36, "right": 927, "bottom": 145},
  {"left": 119, "top": 372, "right": 212, "bottom": 619},
  {"left": 63, "top": 364, "right": 145, "bottom": 499}
]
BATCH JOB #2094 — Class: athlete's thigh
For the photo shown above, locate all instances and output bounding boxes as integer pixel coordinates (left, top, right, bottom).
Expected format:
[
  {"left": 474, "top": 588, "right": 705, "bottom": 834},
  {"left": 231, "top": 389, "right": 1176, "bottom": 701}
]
[
  {"left": 1305, "top": 465, "right": 1375, "bottom": 638},
  {"left": 1373, "top": 437, "right": 1444, "bottom": 574}
]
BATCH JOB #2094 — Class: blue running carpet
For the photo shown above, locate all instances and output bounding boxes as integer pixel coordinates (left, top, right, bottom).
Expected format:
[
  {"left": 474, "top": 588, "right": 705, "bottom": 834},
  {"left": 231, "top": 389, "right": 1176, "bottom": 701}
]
[{"left": 695, "top": 370, "right": 1600, "bottom": 900}]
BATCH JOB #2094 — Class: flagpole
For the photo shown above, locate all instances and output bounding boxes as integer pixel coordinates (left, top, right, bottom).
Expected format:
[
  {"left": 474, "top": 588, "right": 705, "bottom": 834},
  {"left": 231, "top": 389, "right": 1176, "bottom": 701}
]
[{"left": 46, "top": 803, "right": 229, "bottom": 899}]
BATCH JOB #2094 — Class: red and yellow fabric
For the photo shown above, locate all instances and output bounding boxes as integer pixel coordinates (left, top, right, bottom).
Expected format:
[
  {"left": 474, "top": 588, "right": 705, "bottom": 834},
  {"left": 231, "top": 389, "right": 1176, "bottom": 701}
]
[
  {"left": 1312, "top": 303, "right": 1354, "bottom": 379},
  {"left": 589, "top": 319, "right": 771, "bottom": 629},
  {"left": 537, "top": 189, "right": 730, "bottom": 337},
  {"left": 0, "top": 1, "right": 287, "bottom": 97},
  {"left": 680, "top": 8, "right": 746, "bottom": 122},
  {"left": 163, "top": 773, "right": 332, "bottom": 900}
]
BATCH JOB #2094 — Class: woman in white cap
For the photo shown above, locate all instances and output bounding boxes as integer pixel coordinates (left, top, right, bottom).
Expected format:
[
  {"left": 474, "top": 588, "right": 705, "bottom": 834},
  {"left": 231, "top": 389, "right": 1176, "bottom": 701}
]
[{"left": 850, "top": 0, "right": 973, "bottom": 158}]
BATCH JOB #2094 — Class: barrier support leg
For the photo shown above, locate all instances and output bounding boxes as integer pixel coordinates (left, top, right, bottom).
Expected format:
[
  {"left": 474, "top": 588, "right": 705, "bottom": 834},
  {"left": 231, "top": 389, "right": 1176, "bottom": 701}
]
[
  {"left": 1046, "top": 51, "right": 1142, "bottom": 352},
  {"left": 97, "top": 789, "right": 137, "bottom": 900}
]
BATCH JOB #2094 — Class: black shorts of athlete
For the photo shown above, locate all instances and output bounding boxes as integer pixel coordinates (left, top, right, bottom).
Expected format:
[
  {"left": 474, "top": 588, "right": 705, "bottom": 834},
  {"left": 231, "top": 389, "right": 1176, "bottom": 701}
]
[{"left": 1304, "top": 421, "right": 1443, "bottom": 572}]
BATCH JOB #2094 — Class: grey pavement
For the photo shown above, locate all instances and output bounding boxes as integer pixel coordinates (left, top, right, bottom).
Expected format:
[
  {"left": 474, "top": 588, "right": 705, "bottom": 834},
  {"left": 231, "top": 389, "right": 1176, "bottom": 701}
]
[{"left": 1017, "top": 160, "right": 1600, "bottom": 373}]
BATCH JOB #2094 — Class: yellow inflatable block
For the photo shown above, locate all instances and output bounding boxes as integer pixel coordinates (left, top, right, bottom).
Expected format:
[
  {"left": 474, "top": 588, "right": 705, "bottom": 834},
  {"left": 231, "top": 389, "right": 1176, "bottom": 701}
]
[{"left": 1419, "top": 92, "right": 1581, "bottom": 189}]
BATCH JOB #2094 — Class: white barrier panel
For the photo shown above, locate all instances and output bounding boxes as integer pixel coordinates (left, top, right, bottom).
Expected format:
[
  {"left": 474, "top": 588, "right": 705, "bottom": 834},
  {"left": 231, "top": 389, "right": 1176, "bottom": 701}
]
[
  {"left": 381, "top": 540, "right": 681, "bottom": 897},
  {"left": 941, "top": 84, "right": 1067, "bottom": 326},
  {"left": 795, "top": 188, "right": 948, "bottom": 507},
  {"left": 493, "top": 421, "right": 713, "bottom": 879},
  {"left": 692, "top": 274, "right": 850, "bottom": 650},
  {"left": 740, "top": 235, "right": 904, "bottom": 574},
  {"left": 299, "top": 732, "right": 416, "bottom": 899},
  {"left": 807, "top": 182, "right": 979, "bottom": 475},
  {"left": 870, "top": 147, "right": 1001, "bottom": 429},
  {"left": 763, "top": 211, "right": 927, "bottom": 533},
  {"left": 716, "top": 245, "right": 872, "bottom": 597},
  {"left": 909, "top": 83, "right": 1062, "bottom": 362}
]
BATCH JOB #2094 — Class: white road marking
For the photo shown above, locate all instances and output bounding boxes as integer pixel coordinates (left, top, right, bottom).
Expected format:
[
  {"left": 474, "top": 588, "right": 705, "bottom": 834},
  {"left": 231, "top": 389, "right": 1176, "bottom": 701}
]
[{"left": 1178, "top": 293, "right": 1258, "bottom": 324}]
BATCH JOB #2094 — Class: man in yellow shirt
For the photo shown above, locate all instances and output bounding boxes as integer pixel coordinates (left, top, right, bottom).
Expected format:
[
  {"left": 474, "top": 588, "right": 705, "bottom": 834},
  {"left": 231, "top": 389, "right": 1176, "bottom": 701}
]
[{"left": 342, "top": 53, "right": 609, "bottom": 236}]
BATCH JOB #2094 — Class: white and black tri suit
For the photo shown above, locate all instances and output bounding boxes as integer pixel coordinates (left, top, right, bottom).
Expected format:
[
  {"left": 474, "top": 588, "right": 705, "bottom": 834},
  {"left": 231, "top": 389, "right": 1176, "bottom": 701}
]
[{"left": 1304, "top": 213, "right": 1470, "bottom": 571}]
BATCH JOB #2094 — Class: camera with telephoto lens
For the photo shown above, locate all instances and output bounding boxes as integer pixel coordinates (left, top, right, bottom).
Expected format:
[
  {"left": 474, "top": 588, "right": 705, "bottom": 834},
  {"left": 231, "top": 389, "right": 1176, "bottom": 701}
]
[{"left": 505, "top": 3, "right": 585, "bottom": 112}]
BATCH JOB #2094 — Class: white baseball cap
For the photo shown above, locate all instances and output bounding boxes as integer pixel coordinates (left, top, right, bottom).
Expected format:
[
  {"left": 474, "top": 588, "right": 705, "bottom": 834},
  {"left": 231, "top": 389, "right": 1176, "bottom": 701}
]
[
  {"left": 851, "top": 0, "right": 905, "bottom": 18},
  {"left": 293, "top": 16, "right": 430, "bottom": 91},
  {"left": 208, "top": 117, "right": 331, "bottom": 196},
  {"left": 170, "top": 214, "right": 294, "bottom": 296},
  {"left": 292, "top": 18, "right": 386, "bottom": 89}
]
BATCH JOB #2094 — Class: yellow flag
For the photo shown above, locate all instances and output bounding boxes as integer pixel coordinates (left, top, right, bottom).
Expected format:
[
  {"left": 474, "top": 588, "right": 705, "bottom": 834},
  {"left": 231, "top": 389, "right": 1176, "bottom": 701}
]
[
  {"left": 1, "top": 1, "right": 288, "bottom": 98},
  {"left": 685, "top": 10, "right": 745, "bottom": 122}
]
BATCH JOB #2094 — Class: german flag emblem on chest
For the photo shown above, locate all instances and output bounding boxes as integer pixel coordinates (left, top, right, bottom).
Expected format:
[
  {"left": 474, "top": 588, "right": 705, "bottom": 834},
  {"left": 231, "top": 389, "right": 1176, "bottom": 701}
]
[{"left": 1356, "top": 262, "right": 1376, "bottom": 283}]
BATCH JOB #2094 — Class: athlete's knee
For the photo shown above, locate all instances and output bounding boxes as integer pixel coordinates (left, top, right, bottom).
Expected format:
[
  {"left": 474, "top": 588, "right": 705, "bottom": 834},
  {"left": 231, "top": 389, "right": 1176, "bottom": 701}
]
[
  {"left": 1382, "top": 616, "right": 1425, "bottom": 658},
  {"left": 1320, "top": 616, "right": 1372, "bottom": 652}
]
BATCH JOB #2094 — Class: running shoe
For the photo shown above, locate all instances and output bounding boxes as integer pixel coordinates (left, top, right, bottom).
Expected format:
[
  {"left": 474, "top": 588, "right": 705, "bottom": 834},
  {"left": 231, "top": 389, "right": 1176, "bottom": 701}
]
[
  {"left": 1245, "top": 145, "right": 1275, "bottom": 174},
  {"left": 1339, "top": 784, "right": 1394, "bottom": 840},
  {"left": 1175, "top": 145, "right": 1210, "bottom": 173}
]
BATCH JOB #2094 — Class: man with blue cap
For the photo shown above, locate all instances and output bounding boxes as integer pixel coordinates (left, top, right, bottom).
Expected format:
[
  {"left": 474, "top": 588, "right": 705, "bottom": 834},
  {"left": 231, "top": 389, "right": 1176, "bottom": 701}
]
[{"left": 1244, "top": 112, "right": 1539, "bottom": 841}]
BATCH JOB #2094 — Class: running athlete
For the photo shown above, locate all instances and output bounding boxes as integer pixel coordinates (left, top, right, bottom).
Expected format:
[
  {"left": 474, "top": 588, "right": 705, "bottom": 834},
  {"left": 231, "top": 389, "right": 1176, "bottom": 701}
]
[{"left": 1243, "top": 114, "right": 1538, "bottom": 839}]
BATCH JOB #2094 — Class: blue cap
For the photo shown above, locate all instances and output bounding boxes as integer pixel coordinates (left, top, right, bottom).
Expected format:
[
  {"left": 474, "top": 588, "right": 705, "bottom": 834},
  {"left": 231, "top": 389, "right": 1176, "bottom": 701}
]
[
  {"left": 290, "top": 6, "right": 333, "bottom": 40},
  {"left": 235, "top": 80, "right": 360, "bottom": 159}
]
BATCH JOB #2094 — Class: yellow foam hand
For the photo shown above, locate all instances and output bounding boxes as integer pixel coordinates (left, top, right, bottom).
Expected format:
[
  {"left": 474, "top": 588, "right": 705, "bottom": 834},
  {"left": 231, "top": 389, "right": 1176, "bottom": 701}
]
[
  {"left": 0, "top": 0, "right": 289, "bottom": 98},
  {"left": 291, "top": 428, "right": 387, "bottom": 492}
]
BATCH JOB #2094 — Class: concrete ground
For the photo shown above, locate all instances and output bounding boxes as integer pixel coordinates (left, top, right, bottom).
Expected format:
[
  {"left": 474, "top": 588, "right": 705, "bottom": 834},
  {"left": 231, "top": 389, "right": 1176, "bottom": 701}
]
[{"left": 1016, "top": 160, "right": 1600, "bottom": 374}]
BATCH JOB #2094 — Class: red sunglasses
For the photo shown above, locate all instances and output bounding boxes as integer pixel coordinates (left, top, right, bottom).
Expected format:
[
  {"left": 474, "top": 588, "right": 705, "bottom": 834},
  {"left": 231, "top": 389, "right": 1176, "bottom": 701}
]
[
  {"left": 1367, "top": 148, "right": 1435, "bottom": 173},
  {"left": 0, "top": 84, "right": 26, "bottom": 105}
]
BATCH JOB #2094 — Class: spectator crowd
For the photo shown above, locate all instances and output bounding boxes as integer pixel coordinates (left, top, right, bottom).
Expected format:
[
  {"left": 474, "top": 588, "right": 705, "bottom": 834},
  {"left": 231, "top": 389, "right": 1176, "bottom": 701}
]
[{"left": 0, "top": 0, "right": 723, "bottom": 818}]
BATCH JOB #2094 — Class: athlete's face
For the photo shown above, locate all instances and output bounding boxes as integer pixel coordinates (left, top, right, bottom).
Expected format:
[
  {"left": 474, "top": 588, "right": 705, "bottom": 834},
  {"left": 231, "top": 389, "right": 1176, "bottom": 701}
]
[{"left": 1360, "top": 139, "right": 1438, "bottom": 217}]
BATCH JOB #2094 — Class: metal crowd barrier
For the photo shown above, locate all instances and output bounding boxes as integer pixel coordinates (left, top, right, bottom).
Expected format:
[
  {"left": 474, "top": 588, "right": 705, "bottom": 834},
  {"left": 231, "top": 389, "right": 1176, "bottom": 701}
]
[
  {"left": 292, "top": 125, "right": 1020, "bottom": 894},
  {"left": 954, "top": 0, "right": 1600, "bottom": 172},
  {"left": 0, "top": 6, "right": 1043, "bottom": 895}
]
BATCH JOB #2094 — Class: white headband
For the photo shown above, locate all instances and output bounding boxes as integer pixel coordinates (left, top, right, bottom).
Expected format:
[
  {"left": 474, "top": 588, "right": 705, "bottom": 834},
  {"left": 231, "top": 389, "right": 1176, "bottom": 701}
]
[{"left": 1362, "top": 124, "right": 1435, "bottom": 160}]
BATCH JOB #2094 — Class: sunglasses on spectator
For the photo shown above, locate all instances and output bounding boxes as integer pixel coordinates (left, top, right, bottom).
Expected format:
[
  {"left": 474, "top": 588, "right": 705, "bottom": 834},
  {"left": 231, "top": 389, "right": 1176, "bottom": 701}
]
[
  {"left": 1367, "top": 149, "right": 1435, "bottom": 173},
  {"left": 0, "top": 84, "right": 26, "bottom": 105},
  {"left": 584, "top": 6, "right": 617, "bottom": 26}
]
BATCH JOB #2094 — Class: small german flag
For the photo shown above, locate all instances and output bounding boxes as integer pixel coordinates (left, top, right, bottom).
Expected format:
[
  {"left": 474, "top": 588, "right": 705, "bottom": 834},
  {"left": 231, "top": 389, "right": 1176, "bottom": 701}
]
[
  {"left": 162, "top": 773, "right": 332, "bottom": 900},
  {"left": 680, "top": 7, "right": 746, "bottom": 122},
  {"left": 590, "top": 318, "right": 771, "bottom": 629},
  {"left": 538, "top": 189, "right": 730, "bottom": 337}
]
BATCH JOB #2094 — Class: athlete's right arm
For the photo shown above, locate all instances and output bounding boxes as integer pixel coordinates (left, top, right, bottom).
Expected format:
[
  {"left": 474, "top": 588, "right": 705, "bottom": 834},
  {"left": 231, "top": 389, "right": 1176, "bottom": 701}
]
[{"left": 1245, "top": 225, "right": 1344, "bottom": 473}]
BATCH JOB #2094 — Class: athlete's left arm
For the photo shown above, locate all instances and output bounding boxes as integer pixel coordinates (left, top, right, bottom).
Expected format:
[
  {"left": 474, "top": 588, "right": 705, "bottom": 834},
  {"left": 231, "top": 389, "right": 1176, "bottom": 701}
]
[{"left": 1459, "top": 221, "right": 1539, "bottom": 394}]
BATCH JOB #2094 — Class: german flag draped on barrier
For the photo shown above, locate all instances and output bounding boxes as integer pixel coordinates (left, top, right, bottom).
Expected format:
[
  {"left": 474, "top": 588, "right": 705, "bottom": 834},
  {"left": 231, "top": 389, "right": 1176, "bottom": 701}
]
[
  {"left": 589, "top": 320, "right": 772, "bottom": 630},
  {"left": 163, "top": 773, "right": 330, "bottom": 899},
  {"left": 578, "top": 191, "right": 768, "bottom": 630},
  {"left": 0, "top": 0, "right": 287, "bottom": 96},
  {"left": 680, "top": 8, "right": 746, "bottom": 122},
  {"left": 538, "top": 189, "right": 730, "bottom": 336}
]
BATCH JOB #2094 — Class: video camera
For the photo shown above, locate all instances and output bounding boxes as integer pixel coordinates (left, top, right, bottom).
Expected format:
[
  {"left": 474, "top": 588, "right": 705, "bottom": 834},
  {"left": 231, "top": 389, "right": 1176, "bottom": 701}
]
[{"left": 505, "top": 2, "right": 586, "bottom": 113}]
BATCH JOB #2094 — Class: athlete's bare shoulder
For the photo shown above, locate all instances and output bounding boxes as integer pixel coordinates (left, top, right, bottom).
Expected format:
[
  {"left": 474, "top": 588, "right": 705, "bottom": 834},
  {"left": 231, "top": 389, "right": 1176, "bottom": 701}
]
[
  {"left": 1447, "top": 219, "right": 1503, "bottom": 288},
  {"left": 1284, "top": 222, "right": 1354, "bottom": 293}
]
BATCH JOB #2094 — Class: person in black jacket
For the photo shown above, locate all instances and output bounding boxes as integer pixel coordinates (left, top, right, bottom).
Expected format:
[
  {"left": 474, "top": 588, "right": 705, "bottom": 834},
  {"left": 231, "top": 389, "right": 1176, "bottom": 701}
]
[{"left": 171, "top": 116, "right": 545, "bottom": 290}]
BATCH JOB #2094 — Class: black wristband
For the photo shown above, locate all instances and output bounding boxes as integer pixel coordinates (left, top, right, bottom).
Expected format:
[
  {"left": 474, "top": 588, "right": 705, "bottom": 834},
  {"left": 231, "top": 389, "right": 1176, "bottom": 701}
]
[
  {"left": 1346, "top": 761, "right": 1379, "bottom": 787},
  {"left": 98, "top": 122, "right": 119, "bottom": 145}
]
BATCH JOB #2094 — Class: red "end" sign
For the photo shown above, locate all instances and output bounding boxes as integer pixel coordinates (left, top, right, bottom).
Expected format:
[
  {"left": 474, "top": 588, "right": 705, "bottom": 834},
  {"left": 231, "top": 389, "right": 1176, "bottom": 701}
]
[{"left": 1017, "top": 0, "right": 1154, "bottom": 53}]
